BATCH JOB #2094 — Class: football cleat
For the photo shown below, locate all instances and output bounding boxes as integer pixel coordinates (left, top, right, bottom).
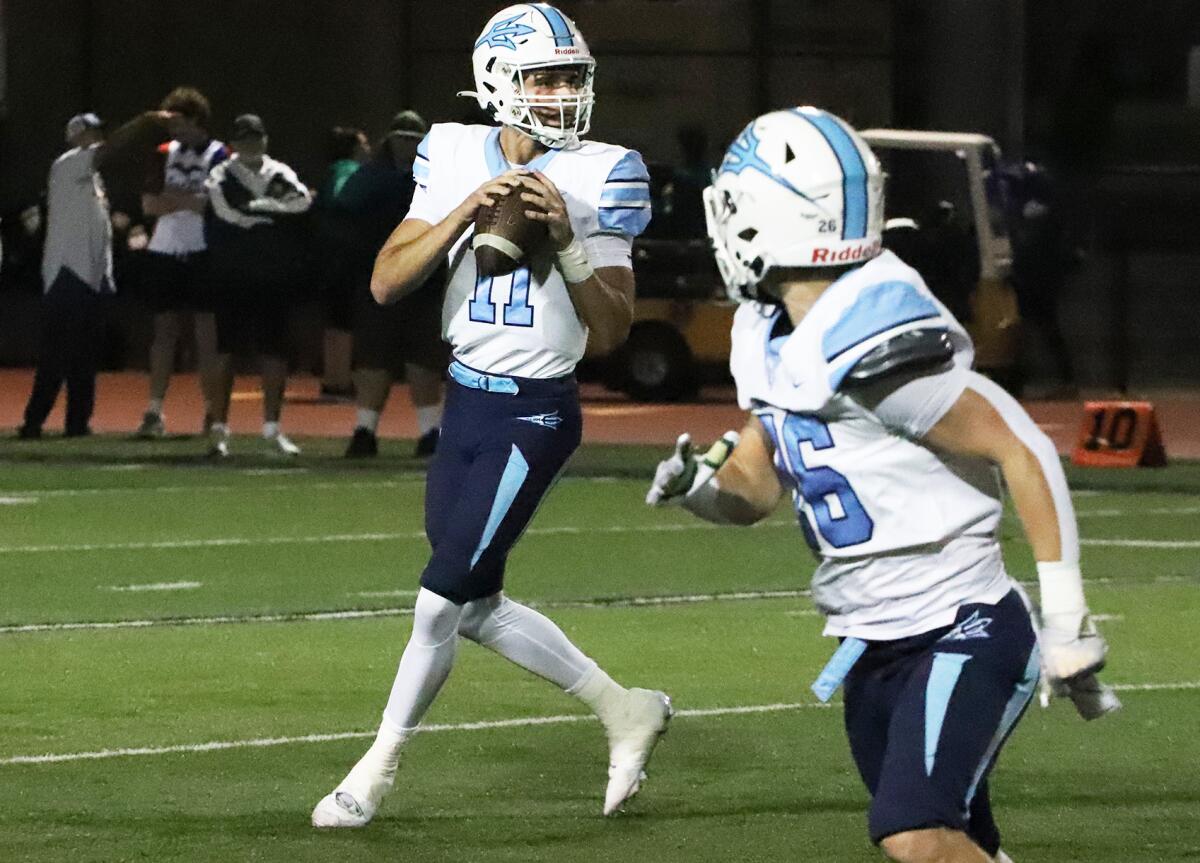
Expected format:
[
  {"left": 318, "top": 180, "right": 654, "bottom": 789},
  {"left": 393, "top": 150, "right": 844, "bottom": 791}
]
[
  {"left": 602, "top": 688, "right": 672, "bottom": 816},
  {"left": 207, "top": 424, "right": 230, "bottom": 459},
  {"left": 267, "top": 432, "right": 301, "bottom": 457},
  {"left": 136, "top": 411, "right": 165, "bottom": 439},
  {"left": 311, "top": 744, "right": 399, "bottom": 829},
  {"left": 311, "top": 790, "right": 375, "bottom": 829},
  {"left": 344, "top": 427, "right": 378, "bottom": 458}
]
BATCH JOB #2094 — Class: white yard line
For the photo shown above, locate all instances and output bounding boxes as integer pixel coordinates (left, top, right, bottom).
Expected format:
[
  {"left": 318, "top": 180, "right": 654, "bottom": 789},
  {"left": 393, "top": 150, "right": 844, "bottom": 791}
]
[
  {"left": 1, "top": 687, "right": 1192, "bottom": 767},
  {"left": 1076, "top": 506, "right": 1200, "bottom": 519},
  {"left": 0, "top": 520, "right": 767, "bottom": 555},
  {"left": 1080, "top": 538, "right": 1200, "bottom": 549},
  {"left": 0, "top": 497, "right": 37, "bottom": 505},
  {"left": 104, "top": 581, "right": 202, "bottom": 593},
  {"left": 0, "top": 589, "right": 813, "bottom": 635}
]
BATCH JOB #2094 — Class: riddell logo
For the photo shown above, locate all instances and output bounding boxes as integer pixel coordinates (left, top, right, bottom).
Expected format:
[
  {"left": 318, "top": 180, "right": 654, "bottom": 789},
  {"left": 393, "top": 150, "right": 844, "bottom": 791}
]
[
  {"left": 554, "top": 48, "right": 579, "bottom": 54},
  {"left": 810, "top": 240, "right": 881, "bottom": 264}
]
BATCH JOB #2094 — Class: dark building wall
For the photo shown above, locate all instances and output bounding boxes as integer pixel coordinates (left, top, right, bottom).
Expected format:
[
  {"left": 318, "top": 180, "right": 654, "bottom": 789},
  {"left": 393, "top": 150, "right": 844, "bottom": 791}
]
[{"left": 0, "top": 0, "right": 892, "bottom": 212}]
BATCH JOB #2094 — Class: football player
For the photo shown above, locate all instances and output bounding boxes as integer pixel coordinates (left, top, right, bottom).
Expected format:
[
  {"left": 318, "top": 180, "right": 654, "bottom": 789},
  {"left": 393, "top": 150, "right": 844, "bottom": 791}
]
[
  {"left": 312, "top": 3, "right": 670, "bottom": 828},
  {"left": 647, "top": 108, "right": 1116, "bottom": 863}
]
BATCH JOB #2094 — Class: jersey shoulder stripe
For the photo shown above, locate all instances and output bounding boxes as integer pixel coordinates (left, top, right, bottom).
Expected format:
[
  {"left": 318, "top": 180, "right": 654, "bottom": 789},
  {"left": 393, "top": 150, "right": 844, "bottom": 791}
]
[
  {"left": 598, "top": 150, "right": 651, "bottom": 236},
  {"left": 821, "top": 280, "right": 943, "bottom": 363}
]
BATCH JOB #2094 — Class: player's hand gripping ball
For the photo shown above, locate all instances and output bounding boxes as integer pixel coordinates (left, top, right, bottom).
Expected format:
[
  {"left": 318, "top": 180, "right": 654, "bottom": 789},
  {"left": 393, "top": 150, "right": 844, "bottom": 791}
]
[{"left": 473, "top": 182, "right": 548, "bottom": 277}]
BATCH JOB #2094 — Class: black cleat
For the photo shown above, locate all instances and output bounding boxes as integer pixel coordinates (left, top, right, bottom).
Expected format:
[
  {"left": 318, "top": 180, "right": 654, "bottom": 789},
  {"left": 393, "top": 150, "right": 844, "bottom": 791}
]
[
  {"left": 345, "top": 427, "right": 378, "bottom": 458},
  {"left": 16, "top": 425, "right": 41, "bottom": 440}
]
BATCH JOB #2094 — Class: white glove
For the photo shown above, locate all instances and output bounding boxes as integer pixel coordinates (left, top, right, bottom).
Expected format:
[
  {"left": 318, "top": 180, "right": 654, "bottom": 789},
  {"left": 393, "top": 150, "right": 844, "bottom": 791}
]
[
  {"left": 646, "top": 431, "right": 739, "bottom": 506},
  {"left": 1040, "top": 610, "right": 1108, "bottom": 682},
  {"left": 646, "top": 434, "right": 697, "bottom": 505}
]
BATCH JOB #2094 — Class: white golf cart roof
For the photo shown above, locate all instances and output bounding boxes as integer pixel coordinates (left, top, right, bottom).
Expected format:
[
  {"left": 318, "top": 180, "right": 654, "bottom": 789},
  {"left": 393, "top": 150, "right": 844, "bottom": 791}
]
[{"left": 859, "top": 129, "right": 998, "bottom": 150}]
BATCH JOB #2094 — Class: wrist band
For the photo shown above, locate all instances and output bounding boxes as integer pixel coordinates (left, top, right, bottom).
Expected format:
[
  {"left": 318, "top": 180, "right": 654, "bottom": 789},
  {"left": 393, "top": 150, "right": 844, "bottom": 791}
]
[
  {"left": 1036, "top": 559, "right": 1087, "bottom": 618},
  {"left": 557, "top": 237, "right": 594, "bottom": 284}
]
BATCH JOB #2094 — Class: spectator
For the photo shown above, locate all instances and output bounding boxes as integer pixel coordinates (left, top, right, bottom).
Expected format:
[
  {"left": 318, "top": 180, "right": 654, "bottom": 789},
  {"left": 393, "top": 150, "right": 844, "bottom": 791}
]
[
  {"left": 342, "top": 110, "right": 446, "bottom": 458},
  {"left": 666, "top": 123, "right": 711, "bottom": 239},
  {"left": 204, "top": 113, "right": 312, "bottom": 457},
  {"left": 18, "top": 110, "right": 173, "bottom": 439},
  {"left": 137, "top": 86, "right": 228, "bottom": 439},
  {"left": 1004, "top": 161, "right": 1077, "bottom": 395},
  {"left": 314, "top": 126, "right": 370, "bottom": 400}
]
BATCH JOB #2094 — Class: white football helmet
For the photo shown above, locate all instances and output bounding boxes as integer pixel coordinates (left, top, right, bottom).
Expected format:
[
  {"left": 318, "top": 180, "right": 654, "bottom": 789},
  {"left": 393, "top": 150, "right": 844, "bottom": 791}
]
[
  {"left": 461, "top": 4, "right": 595, "bottom": 149},
  {"left": 704, "top": 107, "right": 885, "bottom": 302}
]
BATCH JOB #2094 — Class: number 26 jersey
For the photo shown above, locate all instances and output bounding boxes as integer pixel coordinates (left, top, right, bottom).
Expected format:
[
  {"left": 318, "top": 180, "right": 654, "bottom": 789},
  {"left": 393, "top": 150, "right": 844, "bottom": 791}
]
[{"left": 729, "top": 250, "right": 1012, "bottom": 639}]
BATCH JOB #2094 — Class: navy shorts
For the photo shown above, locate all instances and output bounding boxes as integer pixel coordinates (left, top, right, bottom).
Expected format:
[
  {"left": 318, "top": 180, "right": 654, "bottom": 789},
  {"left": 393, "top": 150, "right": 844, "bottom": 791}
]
[
  {"left": 419, "top": 362, "right": 582, "bottom": 604},
  {"left": 842, "top": 589, "right": 1039, "bottom": 854}
]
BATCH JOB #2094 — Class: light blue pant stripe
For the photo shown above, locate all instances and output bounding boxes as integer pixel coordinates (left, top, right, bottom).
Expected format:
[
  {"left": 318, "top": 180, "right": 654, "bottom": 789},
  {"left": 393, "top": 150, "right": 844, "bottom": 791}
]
[
  {"left": 471, "top": 444, "right": 530, "bottom": 568},
  {"left": 965, "top": 643, "right": 1041, "bottom": 806},
  {"left": 924, "top": 652, "right": 972, "bottom": 776}
]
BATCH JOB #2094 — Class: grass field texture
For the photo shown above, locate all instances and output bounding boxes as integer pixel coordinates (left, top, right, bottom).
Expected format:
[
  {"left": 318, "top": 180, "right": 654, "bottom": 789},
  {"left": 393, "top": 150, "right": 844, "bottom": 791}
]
[{"left": 1, "top": 435, "right": 1198, "bottom": 862}]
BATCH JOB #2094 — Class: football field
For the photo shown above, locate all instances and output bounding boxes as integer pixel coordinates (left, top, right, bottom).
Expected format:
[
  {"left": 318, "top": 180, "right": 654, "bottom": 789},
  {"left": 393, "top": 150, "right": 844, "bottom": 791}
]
[{"left": 1, "top": 436, "right": 1198, "bottom": 862}]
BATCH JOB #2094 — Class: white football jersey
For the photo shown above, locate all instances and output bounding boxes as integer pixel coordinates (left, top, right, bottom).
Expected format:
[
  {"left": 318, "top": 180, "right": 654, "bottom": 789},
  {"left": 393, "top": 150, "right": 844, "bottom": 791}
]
[
  {"left": 730, "top": 251, "right": 1012, "bottom": 639},
  {"left": 147, "top": 139, "right": 227, "bottom": 255},
  {"left": 405, "top": 123, "right": 651, "bottom": 378}
]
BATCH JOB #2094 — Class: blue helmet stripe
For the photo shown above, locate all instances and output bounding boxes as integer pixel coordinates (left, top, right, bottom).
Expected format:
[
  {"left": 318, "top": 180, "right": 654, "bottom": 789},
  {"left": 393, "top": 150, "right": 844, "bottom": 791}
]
[
  {"left": 530, "top": 4, "right": 574, "bottom": 47},
  {"left": 794, "top": 109, "right": 868, "bottom": 240}
]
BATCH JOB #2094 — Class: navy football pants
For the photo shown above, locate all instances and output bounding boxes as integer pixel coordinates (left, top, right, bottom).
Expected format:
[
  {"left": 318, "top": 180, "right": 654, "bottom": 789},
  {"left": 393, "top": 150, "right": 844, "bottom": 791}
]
[
  {"left": 842, "top": 589, "right": 1039, "bottom": 854},
  {"left": 420, "top": 372, "right": 582, "bottom": 604}
]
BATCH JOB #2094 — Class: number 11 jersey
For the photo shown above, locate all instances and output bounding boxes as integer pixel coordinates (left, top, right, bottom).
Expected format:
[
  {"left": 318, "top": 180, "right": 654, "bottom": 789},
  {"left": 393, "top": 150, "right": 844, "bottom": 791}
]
[{"left": 405, "top": 123, "right": 651, "bottom": 379}]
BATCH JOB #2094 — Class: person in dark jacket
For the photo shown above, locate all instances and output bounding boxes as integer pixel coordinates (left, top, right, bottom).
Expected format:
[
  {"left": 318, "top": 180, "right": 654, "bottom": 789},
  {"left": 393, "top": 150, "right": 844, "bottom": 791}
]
[
  {"left": 341, "top": 110, "right": 447, "bottom": 458},
  {"left": 203, "top": 114, "right": 312, "bottom": 457}
]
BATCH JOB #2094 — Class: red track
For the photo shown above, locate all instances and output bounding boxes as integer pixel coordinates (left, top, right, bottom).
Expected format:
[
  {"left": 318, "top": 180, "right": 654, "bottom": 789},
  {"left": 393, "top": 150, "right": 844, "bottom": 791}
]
[{"left": 2, "top": 369, "right": 1198, "bottom": 459}]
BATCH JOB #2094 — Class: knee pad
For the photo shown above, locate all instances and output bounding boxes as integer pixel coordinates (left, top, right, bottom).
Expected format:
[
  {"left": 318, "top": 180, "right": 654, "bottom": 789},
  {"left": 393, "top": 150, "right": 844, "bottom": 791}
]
[{"left": 411, "top": 587, "right": 465, "bottom": 647}]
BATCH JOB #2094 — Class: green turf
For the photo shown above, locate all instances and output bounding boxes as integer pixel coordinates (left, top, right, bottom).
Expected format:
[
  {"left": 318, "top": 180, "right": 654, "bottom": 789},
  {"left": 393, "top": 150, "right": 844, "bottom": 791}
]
[{"left": 1, "top": 436, "right": 1198, "bottom": 861}]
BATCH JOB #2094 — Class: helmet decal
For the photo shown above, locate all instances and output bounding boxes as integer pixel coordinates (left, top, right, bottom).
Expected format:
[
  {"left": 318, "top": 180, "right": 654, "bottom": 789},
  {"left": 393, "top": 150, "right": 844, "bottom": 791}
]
[
  {"left": 794, "top": 108, "right": 869, "bottom": 240},
  {"left": 475, "top": 14, "right": 537, "bottom": 51},
  {"left": 461, "top": 3, "right": 595, "bottom": 150}
]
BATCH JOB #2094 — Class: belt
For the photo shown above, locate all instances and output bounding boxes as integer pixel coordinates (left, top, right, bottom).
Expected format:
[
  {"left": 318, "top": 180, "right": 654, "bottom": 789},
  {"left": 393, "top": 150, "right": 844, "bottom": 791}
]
[
  {"left": 811, "top": 637, "right": 868, "bottom": 702},
  {"left": 449, "top": 361, "right": 519, "bottom": 395}
]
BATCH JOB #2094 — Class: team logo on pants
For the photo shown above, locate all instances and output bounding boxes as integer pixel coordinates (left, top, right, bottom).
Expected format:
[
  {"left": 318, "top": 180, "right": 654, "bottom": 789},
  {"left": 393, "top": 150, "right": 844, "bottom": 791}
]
[
  {"left": 938, "top": 610, "right": 993, "bottom": 642},
  {"left": 517, "top": 410, "right": 562, "bottom": 430}
]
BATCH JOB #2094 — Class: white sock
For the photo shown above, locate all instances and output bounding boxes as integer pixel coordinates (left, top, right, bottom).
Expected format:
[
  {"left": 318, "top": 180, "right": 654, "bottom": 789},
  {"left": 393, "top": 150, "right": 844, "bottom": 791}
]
[
  {"left": 356, "top": 408, "right": 380, "bottom": 433},
  {"left": 568, "top": 663, "right": 628, "bottom": 726},
  {"left": 210, "top": 422, "right": 229, "bottom": 438},
  {"left": 459, "top": 594, "right": 625, "bottom": 712},
  {"left": 262, "top": 421, "right": 280, "bottom": 440},
  {"left": 341, "top": 720, "right": 409, "bottom": 802},
  {"left": 147, "top": 399, "right": 163, "bottom": 416},
  {"left": 381, "top": 588, "right": 464, "bottom": 732},
  {"left": 416, "top": 405, "right": 442, "bottom": 436}
]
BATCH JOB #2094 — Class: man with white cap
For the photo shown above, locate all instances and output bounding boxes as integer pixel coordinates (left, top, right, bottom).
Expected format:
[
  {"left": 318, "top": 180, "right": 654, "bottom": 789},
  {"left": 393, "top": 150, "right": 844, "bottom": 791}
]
[{"left": 18, "top": 109, "right": 174, "bottom": 439}]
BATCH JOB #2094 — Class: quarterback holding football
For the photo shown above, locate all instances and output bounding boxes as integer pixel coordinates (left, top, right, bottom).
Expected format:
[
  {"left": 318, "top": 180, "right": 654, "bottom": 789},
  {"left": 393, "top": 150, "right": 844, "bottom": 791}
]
[
  {"left": 648, "top": 107, "right": 1116, "bottom": 863},
  {"left": 312, "top": 3, "right": 670, "bottom": 828}
]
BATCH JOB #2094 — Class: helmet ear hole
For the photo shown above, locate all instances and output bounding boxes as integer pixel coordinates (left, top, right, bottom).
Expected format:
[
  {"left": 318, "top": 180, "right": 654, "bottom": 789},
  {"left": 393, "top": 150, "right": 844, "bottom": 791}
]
[{"left": 737, "top": 227, "right": 758, "bottom": 242}]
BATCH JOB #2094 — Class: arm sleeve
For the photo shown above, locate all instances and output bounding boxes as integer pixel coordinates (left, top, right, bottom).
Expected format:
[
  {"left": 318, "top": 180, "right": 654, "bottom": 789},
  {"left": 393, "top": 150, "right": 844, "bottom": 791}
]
[
  {"left": 584, "top": 233, "right": 634, "bottom": 270},
  {"left": 965, "top": 371, "right": 1080, "bottom": 565},
  {"left": 594, "top": 150, "right": 652, "bottom": 239},
  {"left": 248, "top": 165, "right": 313, "bottom": 214},
  {"left": 206, "top": 166, "right": 269, "bottom": 229}
]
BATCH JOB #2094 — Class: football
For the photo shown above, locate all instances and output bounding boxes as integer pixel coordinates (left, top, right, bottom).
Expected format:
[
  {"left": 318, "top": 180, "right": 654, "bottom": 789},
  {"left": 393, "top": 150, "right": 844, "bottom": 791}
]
[{"left": 473, "top": 188, "right": 548, "bottom": 277}]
